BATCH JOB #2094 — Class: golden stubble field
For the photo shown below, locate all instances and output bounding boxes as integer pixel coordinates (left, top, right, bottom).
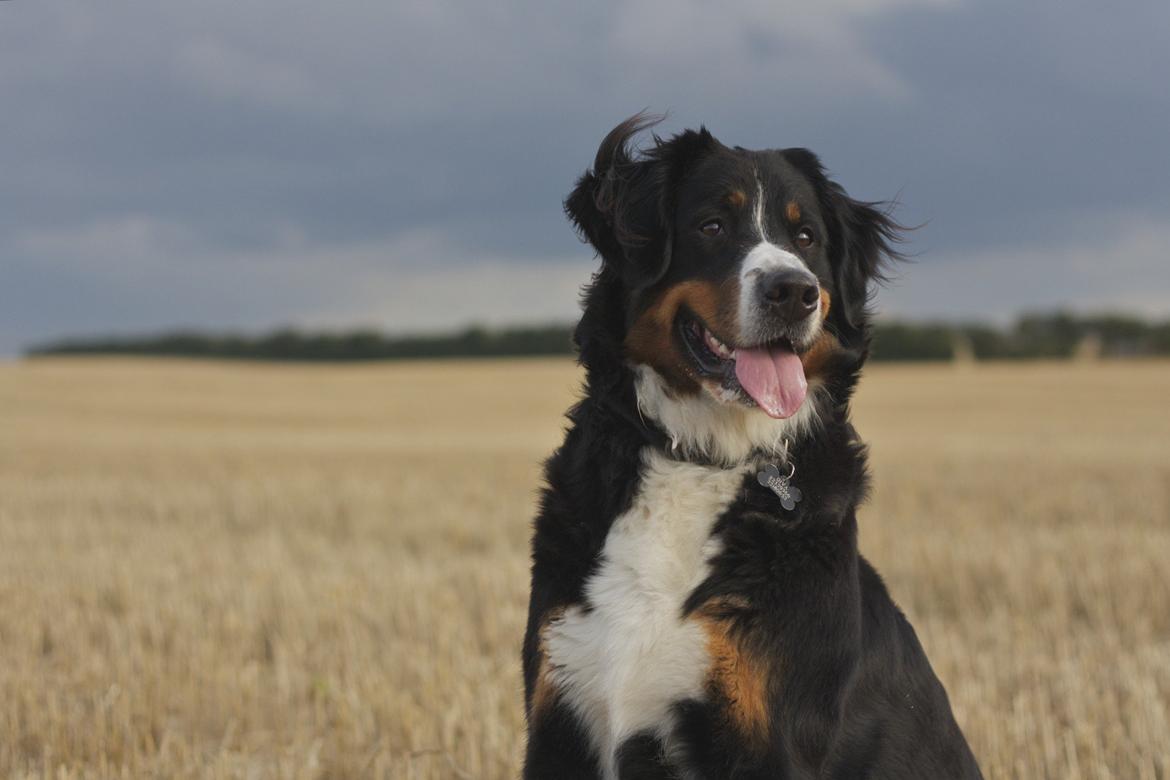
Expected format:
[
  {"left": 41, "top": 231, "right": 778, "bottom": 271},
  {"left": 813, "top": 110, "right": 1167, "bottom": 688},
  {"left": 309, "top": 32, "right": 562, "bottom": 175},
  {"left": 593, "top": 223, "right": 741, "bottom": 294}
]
[{"left": 0, "top": 356, "right": 1168, "bottom": 779}]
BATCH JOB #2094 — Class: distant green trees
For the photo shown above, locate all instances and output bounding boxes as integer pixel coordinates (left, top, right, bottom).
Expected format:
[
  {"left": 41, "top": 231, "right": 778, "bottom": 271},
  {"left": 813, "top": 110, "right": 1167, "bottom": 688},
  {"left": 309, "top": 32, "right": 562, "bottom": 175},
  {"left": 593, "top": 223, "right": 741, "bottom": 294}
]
[
  {"left": 27, "top": 312, "right": 1170, "bottom": 363},
  {"left": 28, "top": 325, "right": 575, "bottom": 362},
  {"left": 871, "top": 313, "right": 1170, "bottom": 361}
]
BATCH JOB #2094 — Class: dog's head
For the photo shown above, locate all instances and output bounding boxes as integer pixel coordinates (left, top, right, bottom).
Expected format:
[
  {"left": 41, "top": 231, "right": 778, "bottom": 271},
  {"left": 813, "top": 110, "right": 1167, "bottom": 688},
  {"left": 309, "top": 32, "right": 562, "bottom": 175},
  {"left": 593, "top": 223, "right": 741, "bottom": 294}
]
[{"left": 568, "top": 115, "right": 903, "bottom": 461}]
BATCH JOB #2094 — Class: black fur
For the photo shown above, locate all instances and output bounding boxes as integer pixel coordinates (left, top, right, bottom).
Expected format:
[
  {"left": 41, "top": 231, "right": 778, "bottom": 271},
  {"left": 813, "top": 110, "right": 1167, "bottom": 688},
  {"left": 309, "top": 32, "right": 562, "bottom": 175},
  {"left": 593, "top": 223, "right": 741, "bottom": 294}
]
[{"left": 524, "top": 116, "right": 982, "bottom": 779}]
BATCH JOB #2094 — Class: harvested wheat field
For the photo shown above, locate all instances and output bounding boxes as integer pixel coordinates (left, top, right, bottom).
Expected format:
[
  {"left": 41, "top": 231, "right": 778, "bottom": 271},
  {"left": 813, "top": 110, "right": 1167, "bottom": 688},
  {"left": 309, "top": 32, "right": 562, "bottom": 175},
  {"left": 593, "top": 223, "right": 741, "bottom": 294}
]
[{"left": 0, "top": 356, "right": 1168, "bottom": 779}]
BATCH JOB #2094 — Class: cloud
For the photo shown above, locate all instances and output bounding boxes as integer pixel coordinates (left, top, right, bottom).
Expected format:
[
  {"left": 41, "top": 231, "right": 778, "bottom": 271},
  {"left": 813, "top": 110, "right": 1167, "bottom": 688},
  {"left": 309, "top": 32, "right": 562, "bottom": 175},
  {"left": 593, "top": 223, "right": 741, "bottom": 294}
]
[
  {"left": 878, "top": 215, "right": 1170, "bottom": 322},
  {"left": 2, "top": 217, "right": 596, "bottom": 354},
  {"left": 1, "top": 0, "right": 1168, "bottom": 355},
  {"left": 174, "top": 37, "right": 323, "bottom": 112},
  {"left": 304, "top": 258, "right": 596, "bottom": 332},
  {"left": 607, "top": 0, "right": 955, "bottom": 105},
  {"left": 12, "top": 217, "right": 198, "bottom": 274}
]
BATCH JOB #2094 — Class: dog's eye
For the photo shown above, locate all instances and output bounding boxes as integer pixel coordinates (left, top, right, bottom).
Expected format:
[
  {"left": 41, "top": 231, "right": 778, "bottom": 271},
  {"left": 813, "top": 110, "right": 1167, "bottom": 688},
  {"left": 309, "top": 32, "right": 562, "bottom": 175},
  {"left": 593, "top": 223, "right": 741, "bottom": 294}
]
[
  {"left": 699, "top": 220, "right": 724, "bottom": 237},
  {"left": 795, "top": 226, "right": 815, "bottom": 249}
]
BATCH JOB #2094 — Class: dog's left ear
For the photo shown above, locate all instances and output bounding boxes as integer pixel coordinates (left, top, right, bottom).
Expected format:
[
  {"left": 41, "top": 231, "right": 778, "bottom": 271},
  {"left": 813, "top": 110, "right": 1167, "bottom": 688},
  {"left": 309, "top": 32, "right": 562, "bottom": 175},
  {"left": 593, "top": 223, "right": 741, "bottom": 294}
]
[
  {"left": 831, "top": 194, "right": 905, "bottom": 330},
  {"left": 789, "top": 149, "right": 905, "bottom": 331},
  {"left": 565, "top": 114, "right": 719, "bottom": 292}
]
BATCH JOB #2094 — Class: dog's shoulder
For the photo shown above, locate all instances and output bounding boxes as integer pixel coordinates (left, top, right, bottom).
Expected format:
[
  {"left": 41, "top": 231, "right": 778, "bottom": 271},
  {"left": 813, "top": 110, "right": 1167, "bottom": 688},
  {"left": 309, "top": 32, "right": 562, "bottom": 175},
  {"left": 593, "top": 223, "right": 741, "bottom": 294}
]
[{"left": 819, "top": 557, "right": 985, "bottom": 779}]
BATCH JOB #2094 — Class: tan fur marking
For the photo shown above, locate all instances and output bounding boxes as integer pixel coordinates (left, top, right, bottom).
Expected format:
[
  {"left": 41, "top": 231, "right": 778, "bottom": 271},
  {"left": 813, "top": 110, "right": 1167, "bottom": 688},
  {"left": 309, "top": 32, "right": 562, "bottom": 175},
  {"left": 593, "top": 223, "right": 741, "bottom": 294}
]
[
  {"left": 697, "top": 604, "right": 771, "bottom": 746},
  {"left": 785, "top": 201, "right": 801, "bottom": 223},
  {"left": 819, "top": 288, "right": 831, "bottom": 319},
  {"left": 625, "top": 280, "right": 740, "bottom": 394},
  {"left": 530, "top": 608, "right": 565, "bottom": 720},
  {"left": 728, "top": 189, "right": 748, "bottom": 208},
  {"left": 800, "top": 329, "right": 840, "bottom": 380}
]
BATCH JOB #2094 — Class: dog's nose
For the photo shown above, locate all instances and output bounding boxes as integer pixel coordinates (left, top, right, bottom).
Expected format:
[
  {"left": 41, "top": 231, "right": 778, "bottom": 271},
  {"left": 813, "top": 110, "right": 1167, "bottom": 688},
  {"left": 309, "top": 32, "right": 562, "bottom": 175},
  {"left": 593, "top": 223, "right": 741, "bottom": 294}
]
[{"left": 760, "top": 269, "right": 820, "bottom": 321}]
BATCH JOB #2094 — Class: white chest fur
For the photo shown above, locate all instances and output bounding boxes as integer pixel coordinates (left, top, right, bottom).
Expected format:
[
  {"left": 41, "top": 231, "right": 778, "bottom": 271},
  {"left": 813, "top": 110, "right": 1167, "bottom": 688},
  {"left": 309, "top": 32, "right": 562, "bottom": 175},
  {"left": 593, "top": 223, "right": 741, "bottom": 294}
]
[{"left": 544, "top": 450, "right": 747, "bottom": 778}]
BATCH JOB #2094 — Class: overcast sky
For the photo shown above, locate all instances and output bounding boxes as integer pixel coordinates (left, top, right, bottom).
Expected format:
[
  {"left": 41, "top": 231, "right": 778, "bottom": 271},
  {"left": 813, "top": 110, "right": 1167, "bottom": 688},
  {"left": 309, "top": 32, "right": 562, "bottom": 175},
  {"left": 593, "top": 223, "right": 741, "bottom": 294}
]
[{"left": 2, "top": 0, "right": 1168, "bottom": 355}]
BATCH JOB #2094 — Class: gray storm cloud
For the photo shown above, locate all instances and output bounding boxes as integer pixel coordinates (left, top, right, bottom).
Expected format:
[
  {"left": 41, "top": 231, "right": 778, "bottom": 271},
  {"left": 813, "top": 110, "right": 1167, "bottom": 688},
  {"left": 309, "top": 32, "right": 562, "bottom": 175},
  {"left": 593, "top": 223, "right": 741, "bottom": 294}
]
[{"left": 2, "top": 0, "right": 1168, "bottom": 354}]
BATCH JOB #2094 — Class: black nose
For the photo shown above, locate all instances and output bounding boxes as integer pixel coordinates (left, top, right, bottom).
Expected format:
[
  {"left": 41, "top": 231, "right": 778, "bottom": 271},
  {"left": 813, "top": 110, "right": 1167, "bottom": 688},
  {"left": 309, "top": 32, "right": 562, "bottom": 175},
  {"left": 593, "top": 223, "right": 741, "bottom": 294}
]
[{"left": 759, "top": 269, "right": 820, "bottom": 321}]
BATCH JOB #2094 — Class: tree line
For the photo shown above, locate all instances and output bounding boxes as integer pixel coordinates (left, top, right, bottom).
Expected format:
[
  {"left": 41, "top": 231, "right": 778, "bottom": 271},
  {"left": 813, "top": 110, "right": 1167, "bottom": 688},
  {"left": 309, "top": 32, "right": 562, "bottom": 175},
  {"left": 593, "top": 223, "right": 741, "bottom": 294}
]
[{"left": 27, "top": 312, "right": 1170, "bottom": 363}]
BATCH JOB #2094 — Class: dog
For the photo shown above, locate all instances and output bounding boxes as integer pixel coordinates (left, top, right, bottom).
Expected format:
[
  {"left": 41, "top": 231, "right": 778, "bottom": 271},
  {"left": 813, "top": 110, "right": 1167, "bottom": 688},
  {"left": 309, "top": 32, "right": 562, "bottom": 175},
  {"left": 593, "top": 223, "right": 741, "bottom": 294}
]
[{"left": 522, "top": 115, "right": 983, "bottom": 779}]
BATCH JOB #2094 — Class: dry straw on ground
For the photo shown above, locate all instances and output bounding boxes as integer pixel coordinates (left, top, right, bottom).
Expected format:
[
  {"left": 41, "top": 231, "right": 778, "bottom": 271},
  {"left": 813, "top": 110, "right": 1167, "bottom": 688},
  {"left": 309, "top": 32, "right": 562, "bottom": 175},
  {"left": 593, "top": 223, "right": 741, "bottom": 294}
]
[{"left": 0, "top": 357, "right": 1167, "bottom": 779}]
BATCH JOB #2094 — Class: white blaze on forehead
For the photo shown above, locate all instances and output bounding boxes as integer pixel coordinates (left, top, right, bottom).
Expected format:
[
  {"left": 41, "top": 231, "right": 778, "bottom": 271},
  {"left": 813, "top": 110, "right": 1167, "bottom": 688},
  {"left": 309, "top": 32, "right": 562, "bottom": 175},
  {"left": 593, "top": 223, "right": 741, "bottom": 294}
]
[
  {"left": 745, "top": 174, "right": 810, "bottom": 276},
  {"left": 753, "top": 180, "right": 769, "bottom": 243},
  {"left": 739, "top": 172, "right": 820, "bottom": 344}
]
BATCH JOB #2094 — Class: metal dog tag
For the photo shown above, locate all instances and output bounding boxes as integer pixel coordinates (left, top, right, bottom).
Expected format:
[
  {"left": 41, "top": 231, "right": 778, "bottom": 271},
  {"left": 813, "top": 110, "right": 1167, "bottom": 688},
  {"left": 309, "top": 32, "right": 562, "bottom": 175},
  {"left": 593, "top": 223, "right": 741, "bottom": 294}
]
[{"left": 757, "top": 463, "right": 802, "bottom": 511}]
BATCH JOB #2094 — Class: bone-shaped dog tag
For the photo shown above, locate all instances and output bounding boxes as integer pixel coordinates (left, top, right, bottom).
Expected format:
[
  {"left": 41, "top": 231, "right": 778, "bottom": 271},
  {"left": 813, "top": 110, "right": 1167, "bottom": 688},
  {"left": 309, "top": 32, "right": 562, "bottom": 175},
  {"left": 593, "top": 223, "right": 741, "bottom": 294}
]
[{"left": 757, "top": 463, "right": 802, "bottom": 511}]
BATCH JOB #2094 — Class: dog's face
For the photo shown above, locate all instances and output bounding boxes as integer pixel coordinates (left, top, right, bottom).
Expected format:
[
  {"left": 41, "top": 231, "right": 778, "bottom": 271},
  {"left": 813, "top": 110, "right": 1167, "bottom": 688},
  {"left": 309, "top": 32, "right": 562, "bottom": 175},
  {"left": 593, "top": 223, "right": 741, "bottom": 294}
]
[
  {"left": 568, "top": 117, "right": 900, "bottom": 447},
  {"left": 625, "top": 146, "right": 841, "bottom": 419}
]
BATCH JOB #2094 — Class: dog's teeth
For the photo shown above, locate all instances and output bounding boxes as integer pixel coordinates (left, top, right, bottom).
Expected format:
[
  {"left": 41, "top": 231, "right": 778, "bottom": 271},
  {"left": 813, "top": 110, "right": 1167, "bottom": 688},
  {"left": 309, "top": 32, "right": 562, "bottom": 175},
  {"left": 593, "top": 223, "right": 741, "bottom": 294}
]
[{"left": 703, "top": 329, "right": 733, "bottom": 359}]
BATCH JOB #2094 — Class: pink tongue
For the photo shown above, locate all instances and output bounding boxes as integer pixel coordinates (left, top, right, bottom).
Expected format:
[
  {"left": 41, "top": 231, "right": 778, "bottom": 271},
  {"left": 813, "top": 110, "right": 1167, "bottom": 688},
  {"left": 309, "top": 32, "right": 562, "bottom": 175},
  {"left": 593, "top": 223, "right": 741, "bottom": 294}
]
[{"left": 733, "top": 344, "right": 807, "bottom": 419}]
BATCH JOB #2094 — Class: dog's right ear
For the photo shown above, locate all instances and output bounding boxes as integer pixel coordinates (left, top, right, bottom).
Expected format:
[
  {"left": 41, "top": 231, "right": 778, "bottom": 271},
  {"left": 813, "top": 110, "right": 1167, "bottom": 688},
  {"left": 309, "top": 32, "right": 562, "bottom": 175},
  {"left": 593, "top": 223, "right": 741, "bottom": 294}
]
[
  {"left": 565, "top": 114, "right": 716, "bottom": 292},
  {"left": 785, "top": 147, "right": 907, "bottom": 334}
]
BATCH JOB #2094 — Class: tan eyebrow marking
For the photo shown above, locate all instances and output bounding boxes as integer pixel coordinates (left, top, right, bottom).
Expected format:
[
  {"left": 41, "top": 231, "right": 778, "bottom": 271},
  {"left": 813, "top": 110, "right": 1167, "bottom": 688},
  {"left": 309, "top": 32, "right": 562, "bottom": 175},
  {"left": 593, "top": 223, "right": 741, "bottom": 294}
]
[
  {"left": 727, "top": 189, "right": 747, "bottom": 208},
  {"left": 785, "top": 201, "right": 801, "bottom": 223}
]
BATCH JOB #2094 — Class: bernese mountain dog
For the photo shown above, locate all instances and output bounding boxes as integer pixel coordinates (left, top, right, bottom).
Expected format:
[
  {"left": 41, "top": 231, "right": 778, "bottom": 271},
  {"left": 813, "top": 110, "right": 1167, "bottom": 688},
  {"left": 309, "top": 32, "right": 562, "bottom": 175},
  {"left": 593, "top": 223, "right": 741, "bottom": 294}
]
[{"left": 523, "top": 115, "right": 983, "bottom": 779}]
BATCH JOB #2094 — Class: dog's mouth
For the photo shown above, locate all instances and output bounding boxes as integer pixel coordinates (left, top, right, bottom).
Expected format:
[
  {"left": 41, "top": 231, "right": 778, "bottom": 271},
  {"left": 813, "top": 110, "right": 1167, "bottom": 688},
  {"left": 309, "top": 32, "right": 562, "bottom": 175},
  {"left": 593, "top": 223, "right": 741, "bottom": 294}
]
[{"left": 677, "top": 310, "right": 809, "bottom": 419}]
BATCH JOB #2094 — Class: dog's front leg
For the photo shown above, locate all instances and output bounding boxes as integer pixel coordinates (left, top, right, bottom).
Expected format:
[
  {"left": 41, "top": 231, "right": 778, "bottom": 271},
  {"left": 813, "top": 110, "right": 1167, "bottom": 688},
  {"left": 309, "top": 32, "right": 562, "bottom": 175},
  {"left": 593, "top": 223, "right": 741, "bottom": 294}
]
[{"left": 523, "top": 703, "right": 602, "bottom": 779}]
